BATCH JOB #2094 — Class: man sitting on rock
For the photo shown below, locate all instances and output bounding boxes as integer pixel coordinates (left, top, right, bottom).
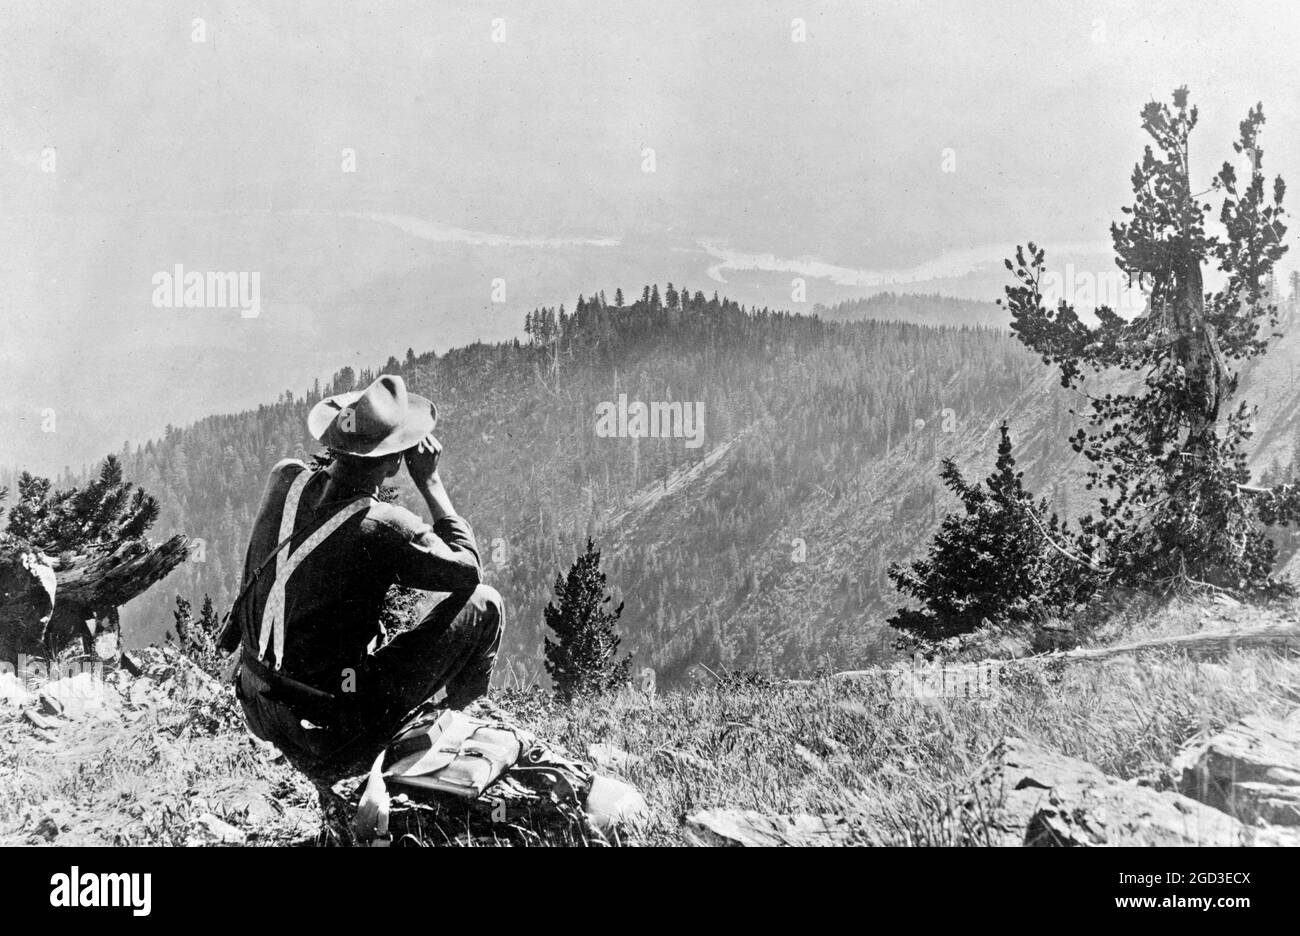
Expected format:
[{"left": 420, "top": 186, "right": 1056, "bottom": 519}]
[{"left": 224, "top": 374, "right": 502, "bottom": 781}]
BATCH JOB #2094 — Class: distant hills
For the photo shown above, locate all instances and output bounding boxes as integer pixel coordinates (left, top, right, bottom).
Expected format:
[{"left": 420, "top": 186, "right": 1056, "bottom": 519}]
[
  {"left": 814, "top": 292, "right": 1009, "bottom": 329},
  {"left": 27, "top": 287, "right": 1299, "bottom": 687}
]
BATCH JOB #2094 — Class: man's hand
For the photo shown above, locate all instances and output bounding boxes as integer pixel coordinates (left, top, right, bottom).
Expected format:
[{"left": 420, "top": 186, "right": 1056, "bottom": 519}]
[
  {"left": 405, "top": 433, "right": 457, "bottom": 520},
  {"left": 403, "top": 433, "right": 442, "bottom": 485}
]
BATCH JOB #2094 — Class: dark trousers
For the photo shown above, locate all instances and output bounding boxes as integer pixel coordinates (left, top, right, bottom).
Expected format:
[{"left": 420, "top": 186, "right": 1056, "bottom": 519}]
[{"left": 237, "top": 583, "right": 504, "bottom": 782}]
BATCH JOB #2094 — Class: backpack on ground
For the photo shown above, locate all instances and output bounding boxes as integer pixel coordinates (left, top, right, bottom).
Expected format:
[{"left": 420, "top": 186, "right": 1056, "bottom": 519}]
[{"left": 328, "top": 700, "right": 648, "bottom": 847}]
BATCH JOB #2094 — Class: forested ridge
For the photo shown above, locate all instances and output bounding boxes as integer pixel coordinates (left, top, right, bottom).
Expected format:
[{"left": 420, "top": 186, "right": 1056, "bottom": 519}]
[
  {"left": 19, "top": 287, "right": 1299, "bottom": 686},
  {"left": 814, "top": 291, "right": 1010, "bottom": 328}
]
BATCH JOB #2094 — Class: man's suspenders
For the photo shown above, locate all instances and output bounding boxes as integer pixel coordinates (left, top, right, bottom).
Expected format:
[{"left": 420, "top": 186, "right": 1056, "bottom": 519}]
[{"left": 253, "top": 469, "right": 372, "bottom": 670}]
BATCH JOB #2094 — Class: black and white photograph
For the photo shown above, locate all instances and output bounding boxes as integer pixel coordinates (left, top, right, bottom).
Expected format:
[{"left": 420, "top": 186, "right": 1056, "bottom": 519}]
[{"left": 1, "top": 0, "right": 1297, "bottom": 906}]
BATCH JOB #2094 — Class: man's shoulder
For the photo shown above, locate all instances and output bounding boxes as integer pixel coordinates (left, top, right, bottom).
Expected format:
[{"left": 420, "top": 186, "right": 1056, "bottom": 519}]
[
  {"left": 364, "top": 500, "right": 428, "bottom": 539},
  {"left": 265, "top": 458, "right": 308, "bottom": 493},
  {"left": 271, "top": 457, "right": 308, "bottom": 477}
]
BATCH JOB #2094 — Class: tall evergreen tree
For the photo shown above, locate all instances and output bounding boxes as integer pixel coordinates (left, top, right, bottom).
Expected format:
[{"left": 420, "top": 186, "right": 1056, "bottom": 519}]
[
  {"left": 1003, "top": 87, "right": 1296, "bottom": 594},
  {"left": 543, "top": 538, "right": 631, "bottom": 699}
]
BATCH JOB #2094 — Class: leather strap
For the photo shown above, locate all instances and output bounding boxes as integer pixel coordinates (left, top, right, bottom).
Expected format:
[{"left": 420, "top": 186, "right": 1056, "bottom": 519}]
[
  {"left": 256, "top": 470, "right": 371, "bottom": 669},
  {"left": 240, "top": 648, "right": 341, "bottom": 729}
]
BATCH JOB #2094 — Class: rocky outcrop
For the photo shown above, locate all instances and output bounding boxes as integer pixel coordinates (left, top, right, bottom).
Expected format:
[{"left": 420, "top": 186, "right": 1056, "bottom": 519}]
[
  {"left": 955, "top": 737, "right": 1299, "bottom": 846},
  {"left": 1173, "top": 711, "right": 1300, "bottom": 827},
  {"left": 0, "top": 644, "right": 319, "bottom": 846}
]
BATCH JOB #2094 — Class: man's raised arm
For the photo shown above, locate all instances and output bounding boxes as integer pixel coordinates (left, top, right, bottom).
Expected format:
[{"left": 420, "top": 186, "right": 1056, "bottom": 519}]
[{"left": 389, "top": 435, "right": 481, "bottom": 591}]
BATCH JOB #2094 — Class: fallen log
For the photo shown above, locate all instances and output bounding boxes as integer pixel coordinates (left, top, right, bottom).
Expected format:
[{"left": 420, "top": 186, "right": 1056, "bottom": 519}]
[
  {"left": 824, "top": 622, "right": 1300, "bottom": 687},
  {"left": 51, "top": 535, "right": 191, "bottom": 609},
  {"left": 1050, "top": 622, "right": 1300, "bottom": 664}
]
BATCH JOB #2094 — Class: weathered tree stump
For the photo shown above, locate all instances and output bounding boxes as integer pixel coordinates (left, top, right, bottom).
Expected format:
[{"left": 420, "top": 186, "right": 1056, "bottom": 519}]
[
  {"left": 0, "top": 533, "right": 189, "bottom": 659},
  {"left": 0, "top": 535, "right": 57, "bottom": 659}
]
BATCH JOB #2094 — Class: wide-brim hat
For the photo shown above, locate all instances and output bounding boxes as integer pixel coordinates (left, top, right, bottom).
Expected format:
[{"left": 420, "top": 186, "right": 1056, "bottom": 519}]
[{"left": 307, "top": 374, "right": 437, "bottom": 458}]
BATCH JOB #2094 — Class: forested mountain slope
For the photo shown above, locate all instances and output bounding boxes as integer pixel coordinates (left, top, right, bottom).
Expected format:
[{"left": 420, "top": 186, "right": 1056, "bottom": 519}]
[
  {"left": 49, "top": 288, "right": 1299, "bottom": 687},
  {"left": 814, "top": 292, "right": 1011, "bottom": 329}
]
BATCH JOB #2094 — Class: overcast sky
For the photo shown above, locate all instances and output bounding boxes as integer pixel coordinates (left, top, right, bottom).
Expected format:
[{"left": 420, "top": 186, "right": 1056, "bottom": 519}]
[{"left": 3, "top": 0, "right": 1300, "bottom": 472}]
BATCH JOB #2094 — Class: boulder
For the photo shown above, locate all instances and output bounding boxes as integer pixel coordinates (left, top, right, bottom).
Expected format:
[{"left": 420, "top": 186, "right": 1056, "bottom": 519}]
[
  {"left": 126, "top": 676, "right": 159, "bottom": 710},
  {"left": 23, "top": 709, "right": 60, "bottom": 732},
  {"left": 24, "top": 799, "right": 72, "bottom": 843},
  {"left": 585, "top": 775, "right": 650, "bottom": 836},
  {"left": 1172, "top": 711, "right": 1300, "bottom": 827},
  {"left": 683, "top": 809, "right": 858, "bottom": 846},
  {"left": 39, "top": 672, "right": 118, "bottom": 721},
  {"left": 186, "top": 812, "right": 247, "bottom": 846},
  {"left": 956, "top": 737, "right": 1299, "bottom": 846},
  {"left": 0, "top": 672, "right": 35, "bottom": 707}
]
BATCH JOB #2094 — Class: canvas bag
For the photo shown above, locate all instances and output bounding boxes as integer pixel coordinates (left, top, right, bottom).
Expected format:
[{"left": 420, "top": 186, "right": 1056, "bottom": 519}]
[
  {"left": 383, "top": 709, "right": 525, "bottom": 799},
  {"left": 351, "top": 708, "right": 524, "bottom": 846},
  {"left": 350, "top": 705, "right": 599, "bottom": 845}
]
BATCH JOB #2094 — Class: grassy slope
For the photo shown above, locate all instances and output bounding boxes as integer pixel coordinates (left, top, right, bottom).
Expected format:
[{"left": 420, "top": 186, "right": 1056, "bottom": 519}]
[
  {"left": 2, "top": 597, "right": 1297, "bottom": 846},
  {"left": 527, "top": 599, "right": 1300, "bottom": 845}
]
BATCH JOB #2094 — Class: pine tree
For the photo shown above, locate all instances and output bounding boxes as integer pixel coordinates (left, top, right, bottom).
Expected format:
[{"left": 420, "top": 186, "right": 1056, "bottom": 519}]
[
  {"left": 543, "top": 538, "right": 631, "bottom": 699},
  {"left": 198, "top": 593, "right": 220, "bottom": 638},
  {"left": 171, "top": 594, "right": 192, "bottom": 643},
  {"left": 170, "top": 593, "right": 223, "bottom": 677},
  {"left": 5, "top": 455, "right": 160, "bottom": 554},
  {"left": 1002, "top": 87, "right": 1297, "bottom": 595},
  {"left": 888, "top": 424, "right": 1097, "bottom": 641}
]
